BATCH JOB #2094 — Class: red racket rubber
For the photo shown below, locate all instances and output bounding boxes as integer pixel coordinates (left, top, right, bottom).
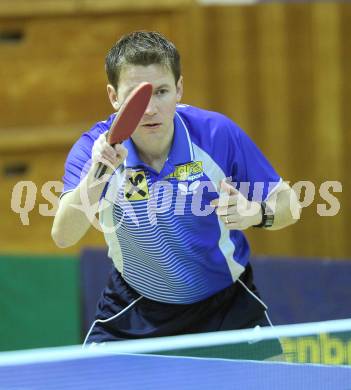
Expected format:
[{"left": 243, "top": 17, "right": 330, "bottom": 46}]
[{"left": 95, "top": 82, "right": 153, "bottom": 179}]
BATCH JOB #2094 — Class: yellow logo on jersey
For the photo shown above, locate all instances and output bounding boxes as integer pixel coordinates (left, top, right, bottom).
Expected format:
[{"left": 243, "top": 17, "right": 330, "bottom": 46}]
[
  {"left": 124, "top": 170, "right": 150, "bottom": 201},
  {"left": 166, "top": 161, "right": 203, "bottom": 181}
]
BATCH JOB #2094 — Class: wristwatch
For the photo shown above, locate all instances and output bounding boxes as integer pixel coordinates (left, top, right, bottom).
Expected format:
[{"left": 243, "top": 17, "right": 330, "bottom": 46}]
[{"left": 254, "top": 201, "right": 274, "bottom": 228}]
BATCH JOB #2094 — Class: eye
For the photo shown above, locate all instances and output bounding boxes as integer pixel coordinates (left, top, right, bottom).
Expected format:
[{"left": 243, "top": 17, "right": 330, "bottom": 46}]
[{"left": 156, "top": 88, "right": 168, "bottom": 96}]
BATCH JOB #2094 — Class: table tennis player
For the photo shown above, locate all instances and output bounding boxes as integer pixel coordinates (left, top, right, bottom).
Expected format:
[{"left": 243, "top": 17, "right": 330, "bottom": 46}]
[{"left": 52, "top": 31, "right": 301, "bottom": 360}]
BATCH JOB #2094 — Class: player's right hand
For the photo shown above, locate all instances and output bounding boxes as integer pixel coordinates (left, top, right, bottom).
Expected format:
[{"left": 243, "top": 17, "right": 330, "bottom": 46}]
[{"left": 91, "top": 132, "right": 128, "bottom": 172}]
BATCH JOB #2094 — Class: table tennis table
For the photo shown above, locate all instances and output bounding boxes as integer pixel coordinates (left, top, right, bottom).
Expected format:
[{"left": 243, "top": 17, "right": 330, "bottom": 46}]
[{"left": 1, "top": 352, "right": 351, "bottom": 390}]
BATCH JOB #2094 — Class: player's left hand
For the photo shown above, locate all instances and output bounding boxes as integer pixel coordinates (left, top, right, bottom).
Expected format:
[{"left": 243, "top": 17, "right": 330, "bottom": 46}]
[{"left": 210, "top": 179, "right": 262, "bottom": 230}]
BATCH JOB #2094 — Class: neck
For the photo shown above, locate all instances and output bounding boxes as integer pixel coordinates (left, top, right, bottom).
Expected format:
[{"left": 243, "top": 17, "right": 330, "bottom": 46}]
[
  {"left": 138, "top": 145, "right": 170, "bottom": 172},
  {"left": 133, "top": 127, "right": 174, "bottom": 172}
]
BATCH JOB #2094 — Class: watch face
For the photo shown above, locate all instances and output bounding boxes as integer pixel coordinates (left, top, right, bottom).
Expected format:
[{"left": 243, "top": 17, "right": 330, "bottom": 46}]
[
  {"left": 253, "top": 202, "right": 275, "bottom": 228},
  {"left": 264, "top": 214, "right": 274, "bottom": 227}
]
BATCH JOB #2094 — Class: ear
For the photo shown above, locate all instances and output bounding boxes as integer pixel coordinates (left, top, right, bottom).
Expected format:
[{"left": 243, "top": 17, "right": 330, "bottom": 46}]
[
  {"left": 176, "top": 76, "right": 183, "bottom": 103},
  {"left": 107, "top": 84, "right": 119, "bottom": 110}
]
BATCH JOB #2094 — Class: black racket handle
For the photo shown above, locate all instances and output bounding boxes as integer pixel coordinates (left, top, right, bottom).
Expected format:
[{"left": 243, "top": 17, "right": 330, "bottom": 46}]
[{"left": 94, "top": 163, "right": 108, "bottom": 179}]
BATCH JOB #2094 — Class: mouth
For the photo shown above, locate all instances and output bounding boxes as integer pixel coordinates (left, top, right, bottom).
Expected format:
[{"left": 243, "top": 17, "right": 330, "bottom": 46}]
[{"left": 141, "top": 123, "right": 162, "bottom": 129}]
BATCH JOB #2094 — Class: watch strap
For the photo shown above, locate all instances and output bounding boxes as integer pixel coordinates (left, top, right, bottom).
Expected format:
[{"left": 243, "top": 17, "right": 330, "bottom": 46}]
[{"left": 253, "top": 201, "right": 274, "bottom": 228}]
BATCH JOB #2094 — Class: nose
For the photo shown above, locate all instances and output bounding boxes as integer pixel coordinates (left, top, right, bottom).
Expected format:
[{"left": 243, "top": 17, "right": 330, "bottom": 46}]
[{"left": 144, "top": 96, "right": 157, "bottom": 116}]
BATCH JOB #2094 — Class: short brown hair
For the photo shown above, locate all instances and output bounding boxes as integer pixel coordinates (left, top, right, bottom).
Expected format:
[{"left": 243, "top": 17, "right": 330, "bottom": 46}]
[{"left": 105, "top": 31, "right": 181, "bottom": 88}]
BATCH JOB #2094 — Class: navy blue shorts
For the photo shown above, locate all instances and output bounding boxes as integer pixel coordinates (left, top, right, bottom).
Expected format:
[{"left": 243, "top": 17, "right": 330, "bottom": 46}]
[{"left": 86, "top": 264, "right": 282, "bottom": 360}]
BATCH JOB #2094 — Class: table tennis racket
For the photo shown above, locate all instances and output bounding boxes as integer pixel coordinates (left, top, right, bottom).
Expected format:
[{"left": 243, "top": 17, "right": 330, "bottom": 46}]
[{"left": 94, "top": 82, "right": 153, "bottom": 179}]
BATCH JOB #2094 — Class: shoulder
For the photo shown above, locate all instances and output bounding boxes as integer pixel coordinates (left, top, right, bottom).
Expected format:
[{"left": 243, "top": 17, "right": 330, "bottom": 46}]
[
  {"left": 62, "top": 114, "right": 116, "bottom": 191},
  {"left": 74, "top": 114, "right": 115, "bottom": 149},
  {"left": 66, "top": 114, "right": 115, "bottom": 162},
  {"left": 175, "top": 104, "right": 244, "bottom": 149},
  {"left": 176, "top": 104, "right": 242, "bottom": 138}
]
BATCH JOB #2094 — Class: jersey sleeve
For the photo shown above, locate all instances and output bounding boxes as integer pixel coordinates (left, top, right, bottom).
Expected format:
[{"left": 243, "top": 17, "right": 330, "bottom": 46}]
[
  {"left": 230, "top": 125, "right": 282, "bottom": 202},
  {"left": 61, "top": 133, "right": 94, "bottom": 196}
]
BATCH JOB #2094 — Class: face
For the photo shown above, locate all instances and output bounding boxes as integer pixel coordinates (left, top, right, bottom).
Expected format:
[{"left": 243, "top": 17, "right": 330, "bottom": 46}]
[{"left": 107, "top": 64, "right": 183, "bottom": 151}]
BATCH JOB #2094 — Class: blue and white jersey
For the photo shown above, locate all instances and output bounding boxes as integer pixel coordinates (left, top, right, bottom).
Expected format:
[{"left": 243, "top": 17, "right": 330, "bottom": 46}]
[{"left": 62, "top": 105, "right": 281, "bottom": 304}]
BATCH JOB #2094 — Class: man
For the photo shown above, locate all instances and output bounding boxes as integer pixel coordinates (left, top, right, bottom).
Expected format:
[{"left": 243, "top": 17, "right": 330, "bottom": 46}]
[{"left": 52, "top": 31, "right": 300, "bottom": 359}]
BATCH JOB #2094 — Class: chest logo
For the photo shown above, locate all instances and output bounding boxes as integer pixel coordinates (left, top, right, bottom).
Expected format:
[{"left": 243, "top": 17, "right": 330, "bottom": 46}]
[
  {"left": 124, "top": 171, "right": 150, "bottom": 201},
  {"left": 166, "top": 161, "right": 204, "bottom": 181}
]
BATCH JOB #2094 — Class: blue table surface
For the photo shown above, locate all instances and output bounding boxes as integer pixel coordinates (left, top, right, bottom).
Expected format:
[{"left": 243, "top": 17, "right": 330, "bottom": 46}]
[{"left": 1, "top": 353, "right": 351, "bottom": 390}]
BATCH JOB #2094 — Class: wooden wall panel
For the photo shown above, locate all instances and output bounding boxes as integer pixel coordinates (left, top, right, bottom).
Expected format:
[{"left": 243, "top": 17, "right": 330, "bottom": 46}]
[
  {"left": 0, "top": 0, "right": 194, "bottom": 17},
  {"left": 0, "top": 9, "right": 183, "bottom": 254},
  {"left": 340, "top": 5, "right": 351, "bottom": 257},
  {"left": 0, "top": 13, "right": 176, "bottom": 128},
  {"left": 172, "top": 6, "right": 211, "bottom": 110},
  {"left": 1, "top": 2, "right": 350, "bottom": 258},
  {"left": 0, "top": 131, "right": 105, "bottom": 254},
  {"left": 190, "top": 3, "right": 350, "bottom": 259},
  {"left": 309, "top": 3, "right": 344, "bottom": 256}
]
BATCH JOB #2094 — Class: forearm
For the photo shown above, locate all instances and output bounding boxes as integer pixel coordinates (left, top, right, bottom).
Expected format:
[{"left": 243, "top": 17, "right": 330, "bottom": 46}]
[
  {"left": 265, "top": 183, "right": 301, "bottom": 231},
  {"left": 51, "top": 167, "right": 108, "bottom": 247}
]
